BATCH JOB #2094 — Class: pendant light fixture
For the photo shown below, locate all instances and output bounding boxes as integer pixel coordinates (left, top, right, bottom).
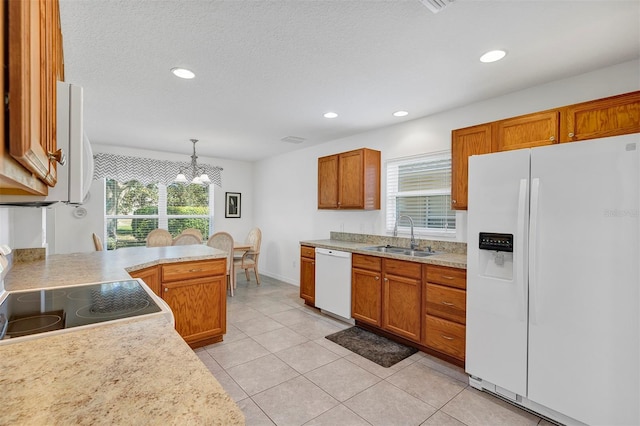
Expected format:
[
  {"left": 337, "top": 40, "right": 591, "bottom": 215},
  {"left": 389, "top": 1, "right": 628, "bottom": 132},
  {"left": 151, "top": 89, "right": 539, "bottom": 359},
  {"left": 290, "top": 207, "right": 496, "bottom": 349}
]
[{"left": 175, "top": 139, "right": 211, "bottom": 185}]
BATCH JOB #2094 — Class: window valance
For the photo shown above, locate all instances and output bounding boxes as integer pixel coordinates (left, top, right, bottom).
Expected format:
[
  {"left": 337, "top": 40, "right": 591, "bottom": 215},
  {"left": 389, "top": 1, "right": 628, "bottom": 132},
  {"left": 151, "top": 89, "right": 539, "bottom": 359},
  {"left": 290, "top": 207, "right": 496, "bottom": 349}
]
[{"left": 93, "top": 153, "right": 223, "bottom": 187}]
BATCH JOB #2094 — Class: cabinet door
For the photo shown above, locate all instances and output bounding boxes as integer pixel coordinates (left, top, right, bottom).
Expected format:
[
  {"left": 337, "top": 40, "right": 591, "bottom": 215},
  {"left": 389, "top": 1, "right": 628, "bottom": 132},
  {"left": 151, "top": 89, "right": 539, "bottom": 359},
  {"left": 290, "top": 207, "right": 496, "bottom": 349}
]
[
  {"left": 495, "top": 110, "right": 559, "bottom": 152},
  {"left": 338, "top": 150, "right": 364, "bottom": 209},
  {"left": 129, "top": 266, "right": 161, "bottom": 297},
  {"left": 382, "top": 273, "right": 421, "bottom": 342},
  {"left": 318, "top": 154, "right": 339, "bottom": 208},
  {"left": 561, "top": 91, "right": 640, "bottom": 142},
  {"left": 351, "top": 268, "right": 382, "bottom": 326},
  {"left": 299, "top": 256, "right": 315, "bottom": 305},
  {"left": 424, "top": 315, "right": 465, "bottom": 360},
  {"left": 162, "top": 275, "right": 226, "bottom": 345},
  {"left": 425, "top": 283, "right": 466, "bottom": 325},
  {"left": 451, "top": 124, "right": 492, "bottom": 210},
  {"left": 6, "top": 0, "right": 62, "bottom": 188}
]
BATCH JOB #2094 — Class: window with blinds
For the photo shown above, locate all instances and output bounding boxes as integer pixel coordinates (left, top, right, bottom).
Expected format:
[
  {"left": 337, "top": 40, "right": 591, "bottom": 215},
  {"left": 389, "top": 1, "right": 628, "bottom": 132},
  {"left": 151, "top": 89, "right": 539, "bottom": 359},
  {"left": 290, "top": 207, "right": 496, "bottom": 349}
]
[
  {"left": 104, "top": 179, "right": 214, "bottom": 250},
  {"left": 386, "top": 152, "right": 456, "bottom": 235}
]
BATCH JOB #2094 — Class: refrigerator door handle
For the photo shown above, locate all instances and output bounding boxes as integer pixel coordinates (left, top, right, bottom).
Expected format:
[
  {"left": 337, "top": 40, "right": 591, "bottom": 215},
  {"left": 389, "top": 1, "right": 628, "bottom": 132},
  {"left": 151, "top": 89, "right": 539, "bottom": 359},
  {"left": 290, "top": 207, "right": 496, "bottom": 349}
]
[
  {"left": 516, "top": 178, "right": 528, "bottom": 322},
  {"left": 529, "top": 177, "right": 540, "bottom": 325}
]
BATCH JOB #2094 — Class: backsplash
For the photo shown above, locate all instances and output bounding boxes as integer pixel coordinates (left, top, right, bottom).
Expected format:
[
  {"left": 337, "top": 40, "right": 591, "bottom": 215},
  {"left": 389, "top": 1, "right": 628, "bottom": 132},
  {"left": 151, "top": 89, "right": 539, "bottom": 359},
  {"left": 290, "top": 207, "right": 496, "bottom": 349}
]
[{"left": 329, "top": 232, "right": 467, "bottom": 255}]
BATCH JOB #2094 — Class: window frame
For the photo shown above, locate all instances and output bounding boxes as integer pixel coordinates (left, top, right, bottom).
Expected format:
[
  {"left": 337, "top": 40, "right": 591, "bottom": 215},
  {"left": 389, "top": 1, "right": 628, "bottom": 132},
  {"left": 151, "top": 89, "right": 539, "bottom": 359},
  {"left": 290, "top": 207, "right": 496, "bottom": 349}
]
[
  {"left": 103, "top": 179, "right": 214, "bottom": 250},
  {"left": 385, "top": 151, "right": 456, "bottom": 237}
]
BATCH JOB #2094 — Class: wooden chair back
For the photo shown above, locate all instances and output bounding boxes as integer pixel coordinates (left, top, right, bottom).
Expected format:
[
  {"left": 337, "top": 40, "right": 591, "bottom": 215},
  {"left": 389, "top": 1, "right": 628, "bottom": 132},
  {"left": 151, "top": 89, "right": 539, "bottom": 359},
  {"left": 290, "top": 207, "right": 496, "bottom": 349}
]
[
  {"left": 146, "top": 229, "right": 174, "bottom": 247},
  {"left": 180, "top": 228, "right": 203, "bottom": 243},
  {"left": 92, "top": 233, "right": 103, "bottom": 251},
  {"left": 172, "top": 233, "right": 201, "bottom": 246}
]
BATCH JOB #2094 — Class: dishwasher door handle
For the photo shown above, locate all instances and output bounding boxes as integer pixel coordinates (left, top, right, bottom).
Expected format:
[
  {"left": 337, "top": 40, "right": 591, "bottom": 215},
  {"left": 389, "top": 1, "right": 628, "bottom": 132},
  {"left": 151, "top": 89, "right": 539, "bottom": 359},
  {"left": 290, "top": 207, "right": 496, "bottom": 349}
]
[{"left": 315, "top": 248, "right": 351, "bottom": 258}]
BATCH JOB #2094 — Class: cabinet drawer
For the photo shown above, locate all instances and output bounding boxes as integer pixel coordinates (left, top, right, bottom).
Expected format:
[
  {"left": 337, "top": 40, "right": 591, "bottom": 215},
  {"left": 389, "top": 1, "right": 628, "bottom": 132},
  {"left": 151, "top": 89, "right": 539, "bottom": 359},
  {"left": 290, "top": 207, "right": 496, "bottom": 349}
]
[
  {"left": 352, "top": 254, "right": 382, "bottom": 272},
  {"left": 162, "top": 259, "right": 226, "bottom": 282},
  {"left": 425, "top": 315, "right": 465, "bottom": 360},
  {"left": 300, "top": 245, "right": 315, "bottom": 259},
  {"left": 384, "top": 258, "right": 421, "bottom": 279},
  {"left": 426, "top": 265, "right": 466, "bottom": 289},
  {"left": 425, "top": 284, "right": 466, "bottom": 324}
]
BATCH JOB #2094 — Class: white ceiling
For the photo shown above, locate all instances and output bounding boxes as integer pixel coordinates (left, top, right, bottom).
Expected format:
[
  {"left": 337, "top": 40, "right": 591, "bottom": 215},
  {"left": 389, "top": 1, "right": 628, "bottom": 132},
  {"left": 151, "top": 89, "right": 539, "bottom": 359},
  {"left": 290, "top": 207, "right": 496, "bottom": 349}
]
[{"left": 59, "top": 0, "right": 640, "bottom": 162}]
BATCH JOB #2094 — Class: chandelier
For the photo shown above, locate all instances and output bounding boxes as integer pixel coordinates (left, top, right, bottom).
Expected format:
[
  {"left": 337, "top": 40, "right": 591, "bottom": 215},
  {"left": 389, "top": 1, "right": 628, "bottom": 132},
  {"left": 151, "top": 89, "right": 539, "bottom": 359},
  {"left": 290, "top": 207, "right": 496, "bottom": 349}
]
[{"left": 175, "top": 139, "right": 211, "bottom": 185}]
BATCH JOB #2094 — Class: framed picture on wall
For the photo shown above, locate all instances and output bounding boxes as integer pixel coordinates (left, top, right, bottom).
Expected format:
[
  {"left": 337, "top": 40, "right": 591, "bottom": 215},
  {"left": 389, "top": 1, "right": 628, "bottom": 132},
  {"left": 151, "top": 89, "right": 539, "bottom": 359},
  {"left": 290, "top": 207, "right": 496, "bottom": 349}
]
[{"left": 225, "top": 192, "right": 241, "bottom": 218}]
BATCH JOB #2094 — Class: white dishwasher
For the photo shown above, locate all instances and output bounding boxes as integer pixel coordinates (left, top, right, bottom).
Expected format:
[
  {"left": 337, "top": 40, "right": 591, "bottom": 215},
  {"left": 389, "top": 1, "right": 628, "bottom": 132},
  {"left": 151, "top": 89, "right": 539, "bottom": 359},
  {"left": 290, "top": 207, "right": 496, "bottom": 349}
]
[{"left": 314, "top": 248, "right": 353, "bottom": 321}]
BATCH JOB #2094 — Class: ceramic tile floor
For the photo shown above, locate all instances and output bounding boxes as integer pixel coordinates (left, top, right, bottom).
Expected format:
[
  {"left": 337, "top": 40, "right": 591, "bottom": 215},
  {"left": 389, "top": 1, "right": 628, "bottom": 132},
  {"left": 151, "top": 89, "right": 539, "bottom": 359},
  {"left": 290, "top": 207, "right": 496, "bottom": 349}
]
[{"left": 195, "top": 275, "right": 554, "bottom": 426}]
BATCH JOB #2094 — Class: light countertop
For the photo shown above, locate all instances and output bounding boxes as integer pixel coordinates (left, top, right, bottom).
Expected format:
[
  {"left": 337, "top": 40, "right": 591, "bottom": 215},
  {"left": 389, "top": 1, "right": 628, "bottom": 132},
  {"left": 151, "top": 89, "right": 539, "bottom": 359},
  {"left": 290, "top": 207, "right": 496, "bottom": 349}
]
[
  {"left": 1, "top": 245, "right": 244, "bottom": 425},
  {"left": 299, "top": 239, "right": 467, "bottom": 269}
]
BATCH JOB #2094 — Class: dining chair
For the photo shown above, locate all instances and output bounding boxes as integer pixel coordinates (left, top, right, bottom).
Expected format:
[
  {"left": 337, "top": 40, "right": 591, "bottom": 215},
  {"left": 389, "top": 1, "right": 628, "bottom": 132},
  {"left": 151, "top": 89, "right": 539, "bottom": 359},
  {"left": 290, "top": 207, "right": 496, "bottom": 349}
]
[
  {"left": 92, "top": 233, "right": 103, "bottom": 251},
  {"left": 180, "top": 228, "right": 203, "bottom": 243},
  {"left": 234, "top": 227, "right": 262, "bottom": 285},
  {"left": 146, "top": 229, "right": 174, "bottom": 247},
  {"left": 172, "top": 233, "right": 201, "bottom": 246},
  {"left": 206, "top": 232, "right": 235, "bottom": 296}
]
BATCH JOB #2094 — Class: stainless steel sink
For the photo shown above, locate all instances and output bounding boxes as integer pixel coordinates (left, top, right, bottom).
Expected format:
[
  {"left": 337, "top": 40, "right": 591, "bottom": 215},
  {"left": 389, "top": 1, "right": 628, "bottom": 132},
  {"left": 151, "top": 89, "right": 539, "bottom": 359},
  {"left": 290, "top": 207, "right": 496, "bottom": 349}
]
[{"left": 362, "top": 245, "right": 437, "bottom": 257}]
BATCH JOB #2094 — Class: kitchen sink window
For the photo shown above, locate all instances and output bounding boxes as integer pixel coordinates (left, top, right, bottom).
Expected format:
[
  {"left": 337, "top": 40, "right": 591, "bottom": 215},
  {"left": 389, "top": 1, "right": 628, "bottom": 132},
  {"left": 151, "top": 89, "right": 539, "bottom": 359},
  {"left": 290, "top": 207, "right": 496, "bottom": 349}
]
[
  {"left": 386, "top": 152, "right": 455, "bottom": 236},
  {"left": 104, "top": 179, "right": 213, "bottom": 250}
]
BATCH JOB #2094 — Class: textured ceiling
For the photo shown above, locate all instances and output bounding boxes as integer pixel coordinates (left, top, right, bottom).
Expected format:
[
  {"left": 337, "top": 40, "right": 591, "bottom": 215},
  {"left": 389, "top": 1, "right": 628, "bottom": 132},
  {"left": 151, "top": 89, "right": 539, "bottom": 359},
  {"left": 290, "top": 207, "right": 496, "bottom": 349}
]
[{"left": 59, "top": 0, "right": 640, "bottom": 162}]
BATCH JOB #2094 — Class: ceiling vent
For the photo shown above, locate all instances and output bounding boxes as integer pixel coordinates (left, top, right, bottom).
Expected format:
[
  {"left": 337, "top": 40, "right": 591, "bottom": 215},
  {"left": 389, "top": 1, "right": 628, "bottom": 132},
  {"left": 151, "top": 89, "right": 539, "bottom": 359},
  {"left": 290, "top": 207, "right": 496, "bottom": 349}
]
[
  {"left": 419, "top": 0, "right": 454, "bottom": 14},
  {"left": 281, "top": 136, "right": 306, "bottom": 144}
]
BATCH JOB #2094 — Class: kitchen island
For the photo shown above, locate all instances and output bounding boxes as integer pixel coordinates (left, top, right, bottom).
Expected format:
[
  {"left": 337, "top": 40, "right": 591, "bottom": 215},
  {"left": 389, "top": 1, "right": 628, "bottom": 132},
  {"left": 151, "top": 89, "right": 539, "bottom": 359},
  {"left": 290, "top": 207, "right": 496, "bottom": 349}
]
[{"left": 1, "top": 245, "right": 244, "bottom": 425}]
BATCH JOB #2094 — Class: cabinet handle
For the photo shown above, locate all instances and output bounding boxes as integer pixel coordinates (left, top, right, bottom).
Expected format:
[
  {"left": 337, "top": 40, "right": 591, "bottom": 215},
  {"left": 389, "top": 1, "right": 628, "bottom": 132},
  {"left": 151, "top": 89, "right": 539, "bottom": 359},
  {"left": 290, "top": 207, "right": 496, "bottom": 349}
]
[
  {"left": 568, "top": 132, "right": 575, "bottom": 138},
  {"left": 384, "top": 278, "right": 388, "bottom": 282},
  {"left": 452, "top": 199, "right": 457, "bottom": 204},
  {"left": 189, "top": 268, "right": 202, "bottom": 272},
  {"left": 441, "top": 334, "right": 454, "bottom": 341},
  {"left": 375, "top": 276, "right": 379, "bottom": 280},
  {"left": 164, "top": 288, "right": 168, "bottom": 292},
  {"left": 441, "top": 301, "right": 455, "bottom": 307},
  {"left": 311, "top": 262, "right": 315, "bottom": 265},
  {"left": 48, "top": 149, "right": 66, "bottom": 166},
  {"left": 441, "top": 275, "right": 454, "bottom": 280},
  {"left": 549, "top": 136, "right": 555, "bottom": 142}
]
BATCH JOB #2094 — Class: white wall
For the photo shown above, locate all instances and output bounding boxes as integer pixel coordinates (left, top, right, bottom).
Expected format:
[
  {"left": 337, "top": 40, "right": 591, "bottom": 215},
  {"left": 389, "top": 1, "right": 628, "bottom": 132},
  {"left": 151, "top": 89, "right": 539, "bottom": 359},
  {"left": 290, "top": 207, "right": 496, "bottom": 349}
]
[
  {"left": 2, "top": 60, "right": 638, "bottom": 272},
  {"left": 90, "top": 144, "right": 255, "bottom": 243},
  {"left": 254, "top": 60, "right": 640, "bottom": 285},
  {"left": 47, "top": 179, "right": 105, "bottom": 254},
  {"left": 2, "top": 207, "right": 46, "bottom": 249},
  {"left": 0, "top": 144, "right": 254, "bottom": 254}
]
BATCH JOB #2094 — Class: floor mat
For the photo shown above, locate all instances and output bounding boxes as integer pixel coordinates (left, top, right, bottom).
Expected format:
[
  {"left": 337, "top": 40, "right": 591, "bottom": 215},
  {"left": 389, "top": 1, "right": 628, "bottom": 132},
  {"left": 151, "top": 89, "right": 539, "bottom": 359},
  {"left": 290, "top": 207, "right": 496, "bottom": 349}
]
[{"left": 325, "top": 326, "right": 418, "bottom": 368}]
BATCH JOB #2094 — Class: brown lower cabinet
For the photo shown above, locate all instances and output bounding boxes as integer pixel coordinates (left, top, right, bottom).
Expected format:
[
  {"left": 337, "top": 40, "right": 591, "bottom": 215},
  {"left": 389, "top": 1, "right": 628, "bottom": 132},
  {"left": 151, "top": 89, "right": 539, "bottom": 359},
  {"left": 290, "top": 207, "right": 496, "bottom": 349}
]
[
  {"left": 351, "top": 255, "right": 383, "bottom": 327},
  {"left": 351, "top": 253, "right": 467, "bottom": 367},
  {"left": 128, "top": 265, "right": 161, "bottom": 297},
  {"left": 423, "top": 264, "right": 467, "bottom": 363},
  {"left": 351, "top": 254, "right": 422, "bottom": 343},
  {"left": 299, "top": 245, "right": 316, "bottom": 306},
  {"left": 129, "top": 258, "right": 227, "bottom": 349}
]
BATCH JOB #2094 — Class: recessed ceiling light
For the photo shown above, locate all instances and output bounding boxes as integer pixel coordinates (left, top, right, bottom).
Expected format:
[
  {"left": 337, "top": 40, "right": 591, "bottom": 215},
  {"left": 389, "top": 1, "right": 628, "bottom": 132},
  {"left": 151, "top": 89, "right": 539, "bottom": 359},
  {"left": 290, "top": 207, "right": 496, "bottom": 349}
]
[
  {"left": 480, "top": 50, "right": 506, "bottom": 63},
  {"left": 171, "top": 67, "right": 195, "bottom": 79},
  {"left": 393, "top": 111, "right": 409, "bottom": 117},
  {"left": 323, "top": 112, "right": 338, "bottom": 119}
]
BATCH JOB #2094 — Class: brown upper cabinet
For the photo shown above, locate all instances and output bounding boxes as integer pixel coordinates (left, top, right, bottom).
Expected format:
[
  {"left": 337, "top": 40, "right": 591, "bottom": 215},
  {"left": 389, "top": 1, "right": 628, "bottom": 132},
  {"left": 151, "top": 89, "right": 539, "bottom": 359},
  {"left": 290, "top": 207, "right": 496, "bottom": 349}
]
[
  {"left": 451, "top": 90, "right": 640, "bottom": 210},
  {"left": 1, "top": 0, "right": 64, "bottom": 195},
  {"left": 318, "top": 148, "right": 381, "bottom": 210},
  {"left": 451, "top": 124, "right": 492, "bottom": 210},
  {"left": 560, "top": 91, "right": 640, "bottom": 142},
  {"left": 495, "top": 110, "right": 560, "bottom": 151}
]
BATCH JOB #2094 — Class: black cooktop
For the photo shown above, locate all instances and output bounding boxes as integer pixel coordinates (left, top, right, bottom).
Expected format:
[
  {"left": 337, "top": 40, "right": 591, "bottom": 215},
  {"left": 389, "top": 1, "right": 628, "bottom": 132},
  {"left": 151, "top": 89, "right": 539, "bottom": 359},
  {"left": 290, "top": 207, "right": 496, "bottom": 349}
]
[{"left": 0, "top": 280, "right": 162, "bottom": 340}]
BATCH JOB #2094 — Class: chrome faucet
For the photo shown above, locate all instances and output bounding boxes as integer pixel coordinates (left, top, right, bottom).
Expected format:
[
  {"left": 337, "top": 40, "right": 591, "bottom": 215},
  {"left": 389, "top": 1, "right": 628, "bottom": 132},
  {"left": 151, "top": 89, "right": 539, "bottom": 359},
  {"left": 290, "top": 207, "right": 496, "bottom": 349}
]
[{"left": 393, "top": 215, "right": 417, "bottom": 250}]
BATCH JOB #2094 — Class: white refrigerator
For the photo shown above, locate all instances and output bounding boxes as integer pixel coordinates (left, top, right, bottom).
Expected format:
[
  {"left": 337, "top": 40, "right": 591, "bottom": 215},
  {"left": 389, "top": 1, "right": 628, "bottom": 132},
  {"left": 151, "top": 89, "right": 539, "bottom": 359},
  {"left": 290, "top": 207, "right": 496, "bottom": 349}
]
[{"left": 466, "top": 134, "right": 639, "bottom": 426}]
